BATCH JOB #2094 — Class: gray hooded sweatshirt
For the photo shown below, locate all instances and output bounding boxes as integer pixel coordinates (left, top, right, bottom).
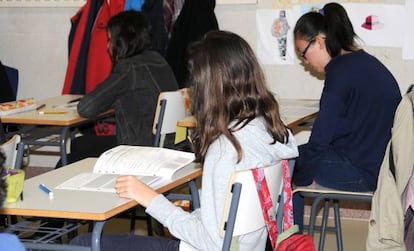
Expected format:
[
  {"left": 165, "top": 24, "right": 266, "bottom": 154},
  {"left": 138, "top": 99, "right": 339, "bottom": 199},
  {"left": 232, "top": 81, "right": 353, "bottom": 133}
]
[{"left": 146, "top": 117, "right": 298, "bottom": 251}]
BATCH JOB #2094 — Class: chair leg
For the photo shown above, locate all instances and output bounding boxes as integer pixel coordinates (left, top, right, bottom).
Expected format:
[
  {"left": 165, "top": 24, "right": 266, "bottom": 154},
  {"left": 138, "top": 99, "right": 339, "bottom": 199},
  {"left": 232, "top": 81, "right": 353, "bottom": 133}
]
[
  {"left": 333, "top": 200, "right": 343, "bottom": 251},
  {"left": 318, "top": 199, "right": 330, "bottom": 251},
  {"left": 129, "top": 208, "right": 136, "bottom": 234},
  {"left": 308, "top": 198, "right": 319, "bottom": 237},
  {"left": 128, "top": 208, "right": 153, "bottom": 236},
  {"left": 145, "top": 214, "right": 153, "bottom": 236},
  {"left": 308, "top": 195, "right": 325, "bottom": 236}
]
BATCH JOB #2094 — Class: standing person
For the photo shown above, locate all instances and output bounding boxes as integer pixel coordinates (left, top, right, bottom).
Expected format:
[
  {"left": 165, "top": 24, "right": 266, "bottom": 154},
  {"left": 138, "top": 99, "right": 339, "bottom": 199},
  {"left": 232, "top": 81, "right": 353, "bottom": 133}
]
[
  {"left": 292, "top": 2, "right": 402, "bottom": 231},
  {"left": 62, "top": 10, "right": 179, "bottom": 165},
  {"left": 0, "top": 151, "right": 26, "bottom": 251},
  {"left": 70, "top": 30, "right": 298, "bottom": 251},
  {"left": 165, "top": 0, "right": 219, "bottom": 88}
]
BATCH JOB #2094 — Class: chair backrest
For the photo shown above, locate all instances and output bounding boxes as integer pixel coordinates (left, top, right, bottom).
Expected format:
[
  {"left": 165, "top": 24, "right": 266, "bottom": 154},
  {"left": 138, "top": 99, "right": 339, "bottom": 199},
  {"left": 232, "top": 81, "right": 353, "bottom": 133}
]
[
  {"left": 152, "top": 89, "right": 187, "bottom": 147},
  {"left": 4, "top": 65, "right": 19, "bottom": 100},
  {"left": 220, "top": 162, "right": 284, "bottom": 251},
  {"left": 0, "top": 134, "right": 24, "bottom": 169}
]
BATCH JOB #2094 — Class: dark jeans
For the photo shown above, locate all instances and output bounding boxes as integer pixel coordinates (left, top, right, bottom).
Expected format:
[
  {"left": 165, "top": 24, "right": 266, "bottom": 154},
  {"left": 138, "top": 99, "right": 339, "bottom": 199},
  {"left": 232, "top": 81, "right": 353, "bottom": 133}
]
[
  {"left": 293, "top": 144, "right": 373, "bottom": 232},
  {"left": 70, "top": 233, "right": 180, "bottom": 251}
]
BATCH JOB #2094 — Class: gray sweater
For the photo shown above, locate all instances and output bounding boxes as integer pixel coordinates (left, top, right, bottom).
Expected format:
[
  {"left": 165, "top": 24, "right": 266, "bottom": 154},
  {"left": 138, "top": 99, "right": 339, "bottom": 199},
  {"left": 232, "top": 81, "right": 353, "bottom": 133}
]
[{"left": 147, "top": 118, "right": 298, "bottom": 251}]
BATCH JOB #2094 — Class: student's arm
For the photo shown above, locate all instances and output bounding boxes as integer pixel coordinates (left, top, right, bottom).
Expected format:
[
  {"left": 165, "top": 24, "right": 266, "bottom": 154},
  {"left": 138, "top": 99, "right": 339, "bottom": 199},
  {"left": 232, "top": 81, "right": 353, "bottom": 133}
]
[
  {"left": 148, "top": 137, "right": 237, "bottom": 250},
  {"left": 77, "top": 63, "right": 133, "bottom": 118},
  {"left": 293, "top": 91, "right": 345, "bottom": 186}
]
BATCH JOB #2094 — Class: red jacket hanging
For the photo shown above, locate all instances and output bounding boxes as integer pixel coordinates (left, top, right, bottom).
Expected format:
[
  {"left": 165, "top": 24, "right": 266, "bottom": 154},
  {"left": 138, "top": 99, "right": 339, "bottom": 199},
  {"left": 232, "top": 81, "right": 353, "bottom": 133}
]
[
  {"left": 86, "top": 0, "right": 125, "bottom": 93},
  {"left": 62, "top": 0, "right": 125, "bottom": 94}
]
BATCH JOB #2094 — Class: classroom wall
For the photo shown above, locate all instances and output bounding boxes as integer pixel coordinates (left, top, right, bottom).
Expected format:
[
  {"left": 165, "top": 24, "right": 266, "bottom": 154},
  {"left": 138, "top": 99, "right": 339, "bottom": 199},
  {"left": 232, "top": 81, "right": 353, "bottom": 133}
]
[{"left": 0, "top": 1, "right": 413, "bottom": 102}]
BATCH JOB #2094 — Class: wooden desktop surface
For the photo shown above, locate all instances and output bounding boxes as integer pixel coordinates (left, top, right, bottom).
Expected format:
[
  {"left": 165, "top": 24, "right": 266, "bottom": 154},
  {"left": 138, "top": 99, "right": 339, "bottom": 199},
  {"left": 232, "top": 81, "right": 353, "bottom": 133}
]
[
  {"left": 177, "top": 99, "right": 319, "bottom": 129},
  {"left": 0, "top": 158, "right": 202, "bottom": 221},
  {"left": 1, "top": 95, "right": 97, "bottom": 126}
]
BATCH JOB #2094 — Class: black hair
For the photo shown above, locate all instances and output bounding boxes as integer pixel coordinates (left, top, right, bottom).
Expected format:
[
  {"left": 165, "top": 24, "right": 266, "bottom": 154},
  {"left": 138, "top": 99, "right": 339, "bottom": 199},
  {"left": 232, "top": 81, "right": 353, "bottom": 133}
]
[
  {"left": 294, "top": 2, "right": 358, "bottom": 57},
  {"left": 107, "top": 10, "right": 152, "bottom": 64}
]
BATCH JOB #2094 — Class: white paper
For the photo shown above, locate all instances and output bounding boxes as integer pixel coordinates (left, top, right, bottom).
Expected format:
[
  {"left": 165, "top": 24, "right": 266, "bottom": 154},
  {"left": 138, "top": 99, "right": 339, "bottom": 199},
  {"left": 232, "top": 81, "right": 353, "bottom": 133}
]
[
  {"left": 55, "top": 146, "right": 195, "bottom": 193},
  {"left": 53, "top": 101, "right": 79, "bottom": 110},
  {"left": 93, "top": 145, "right": 195, "bottom": 179},
  {"left": 55, "top": 173, "right": 160, "bottom": 193}
]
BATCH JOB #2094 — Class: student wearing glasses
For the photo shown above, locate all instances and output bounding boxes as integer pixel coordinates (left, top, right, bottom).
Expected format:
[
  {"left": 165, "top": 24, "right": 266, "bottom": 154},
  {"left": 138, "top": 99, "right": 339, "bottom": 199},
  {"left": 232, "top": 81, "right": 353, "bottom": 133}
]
[{"left": 292, "top": 2, "right": 402, "bottom": 231}]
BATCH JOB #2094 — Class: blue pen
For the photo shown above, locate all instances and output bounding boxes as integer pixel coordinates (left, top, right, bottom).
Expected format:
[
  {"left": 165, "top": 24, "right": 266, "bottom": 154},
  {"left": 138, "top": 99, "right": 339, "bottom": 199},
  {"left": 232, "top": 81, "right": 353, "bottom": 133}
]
[{"left": 39, "top": 184, "right": 54, "bottom": 199}]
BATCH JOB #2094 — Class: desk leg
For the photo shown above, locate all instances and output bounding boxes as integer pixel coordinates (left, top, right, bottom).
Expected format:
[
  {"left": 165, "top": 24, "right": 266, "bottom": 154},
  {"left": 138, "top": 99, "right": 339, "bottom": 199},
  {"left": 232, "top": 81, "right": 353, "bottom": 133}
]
[
  {"left": 60, "top": 126, "right": 70, "bottom": 166},
  {"left": 91, "top": 221, "right": 106, "bottom": 251}
]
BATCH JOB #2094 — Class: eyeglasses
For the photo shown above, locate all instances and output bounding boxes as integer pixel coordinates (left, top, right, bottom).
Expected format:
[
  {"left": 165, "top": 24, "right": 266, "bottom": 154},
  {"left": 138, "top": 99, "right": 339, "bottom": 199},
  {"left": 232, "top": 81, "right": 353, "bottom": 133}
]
[{"left": 300, "top": 38, "right": 316, "bottom": 60}]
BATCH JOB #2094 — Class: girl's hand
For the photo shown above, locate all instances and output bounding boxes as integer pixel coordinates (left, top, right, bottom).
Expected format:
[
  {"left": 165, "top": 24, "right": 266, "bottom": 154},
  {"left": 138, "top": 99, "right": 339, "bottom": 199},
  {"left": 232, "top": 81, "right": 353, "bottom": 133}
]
[{"left": 115, "top": 175, "right": 158, "bottom": 207}]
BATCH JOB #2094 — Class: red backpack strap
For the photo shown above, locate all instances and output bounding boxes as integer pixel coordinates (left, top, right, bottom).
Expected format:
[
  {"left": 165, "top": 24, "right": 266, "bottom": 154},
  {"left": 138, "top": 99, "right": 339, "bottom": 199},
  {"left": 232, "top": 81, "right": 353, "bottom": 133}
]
[
  {"left": 281, "top": 159, "right": 294, "bottom": 230},
  {"left": 252, "top": 160, "right": 293, "bottom": 250}
]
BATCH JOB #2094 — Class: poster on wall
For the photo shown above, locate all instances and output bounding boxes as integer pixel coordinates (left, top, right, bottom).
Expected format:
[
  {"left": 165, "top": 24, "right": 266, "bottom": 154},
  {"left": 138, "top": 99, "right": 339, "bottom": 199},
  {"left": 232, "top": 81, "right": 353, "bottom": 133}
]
[
  {"left": 257, "top": 2, "right": 407, "bottom": 65},
  {"left": 343, "top": 3, "right": 405, "bottom": 48},
  {"left": 256, "top": 4, "right": 324, "bottom": 65},
  {"left": 256, "top": 8, "right": 297, "bottom": 65}
]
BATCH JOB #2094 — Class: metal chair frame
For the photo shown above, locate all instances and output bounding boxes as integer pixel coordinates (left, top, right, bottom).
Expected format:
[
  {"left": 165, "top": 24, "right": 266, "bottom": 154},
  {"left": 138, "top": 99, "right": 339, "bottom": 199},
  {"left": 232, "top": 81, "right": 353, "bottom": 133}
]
[{"left": 294, "top": 187, "right": 373, "bottom": 251}]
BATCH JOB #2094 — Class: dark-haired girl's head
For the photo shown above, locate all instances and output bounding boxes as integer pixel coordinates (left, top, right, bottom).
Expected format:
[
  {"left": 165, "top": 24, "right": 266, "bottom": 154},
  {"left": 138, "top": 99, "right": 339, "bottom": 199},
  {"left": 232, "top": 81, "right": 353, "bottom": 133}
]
[
  {"left": 293, "top": 2, "right": 359, "bottom": 72},
  {"left": 107, "top": 10, "right": 152, "bottom": 64}
]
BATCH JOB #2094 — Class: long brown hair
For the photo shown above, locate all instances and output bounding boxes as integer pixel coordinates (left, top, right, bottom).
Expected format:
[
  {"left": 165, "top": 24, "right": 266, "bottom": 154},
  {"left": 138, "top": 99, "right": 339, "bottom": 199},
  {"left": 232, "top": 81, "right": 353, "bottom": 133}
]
[{"left": 187, "top": 30, "right": 289, "bottom": 163}]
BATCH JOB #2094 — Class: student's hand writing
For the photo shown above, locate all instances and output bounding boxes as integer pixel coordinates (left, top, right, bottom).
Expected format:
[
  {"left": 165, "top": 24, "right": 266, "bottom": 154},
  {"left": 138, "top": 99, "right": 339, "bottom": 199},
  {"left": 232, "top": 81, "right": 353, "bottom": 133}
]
[{"left": 115, "top": 175, "right": 158, "bottom": 208}]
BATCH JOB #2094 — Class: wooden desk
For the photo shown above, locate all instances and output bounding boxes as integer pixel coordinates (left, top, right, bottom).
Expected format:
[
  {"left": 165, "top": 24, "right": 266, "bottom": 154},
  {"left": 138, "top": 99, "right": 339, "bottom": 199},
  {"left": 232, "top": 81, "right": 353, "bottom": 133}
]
[
  {"left": 1, "top": 95, "right": 112, "bottom": 165},
  {"left": 0, "top": 158, "right": 202, "bottom": 251},
  {"left": 1, "top": 95, "right": 84, "bottom": 126},
  {"left": 177, "top": 99, "right": 319, "bottom": 129}
]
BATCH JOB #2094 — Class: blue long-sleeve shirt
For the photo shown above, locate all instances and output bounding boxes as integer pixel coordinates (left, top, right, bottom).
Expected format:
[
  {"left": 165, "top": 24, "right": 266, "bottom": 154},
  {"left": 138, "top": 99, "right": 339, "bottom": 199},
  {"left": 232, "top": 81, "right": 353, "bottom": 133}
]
[{"left": 296, "top": 49, "right": 401, "bottom": 190}]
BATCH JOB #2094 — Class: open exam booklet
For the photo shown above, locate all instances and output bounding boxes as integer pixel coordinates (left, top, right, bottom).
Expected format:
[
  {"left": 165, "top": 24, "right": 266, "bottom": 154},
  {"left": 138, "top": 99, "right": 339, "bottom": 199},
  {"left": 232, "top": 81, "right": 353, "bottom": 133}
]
[{"left": 56, "top": 145, "right": 195, "bottom": 193}]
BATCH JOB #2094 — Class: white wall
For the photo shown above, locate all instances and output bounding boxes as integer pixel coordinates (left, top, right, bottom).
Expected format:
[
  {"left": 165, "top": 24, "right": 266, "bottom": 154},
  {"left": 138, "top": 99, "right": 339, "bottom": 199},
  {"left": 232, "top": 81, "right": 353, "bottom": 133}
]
[
  {"left": 0, "top": 2, "right": 413, "bottom": 101},
  {"left": 0, "top": 7, "right": 78, "bottom": 100}
]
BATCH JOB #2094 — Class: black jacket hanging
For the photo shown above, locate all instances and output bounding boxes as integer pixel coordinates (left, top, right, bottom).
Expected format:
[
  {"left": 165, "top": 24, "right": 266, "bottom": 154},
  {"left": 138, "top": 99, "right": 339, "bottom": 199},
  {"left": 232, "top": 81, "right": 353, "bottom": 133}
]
[{"left": 165, "top": 0, "right": 219, "bottom": 88}]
